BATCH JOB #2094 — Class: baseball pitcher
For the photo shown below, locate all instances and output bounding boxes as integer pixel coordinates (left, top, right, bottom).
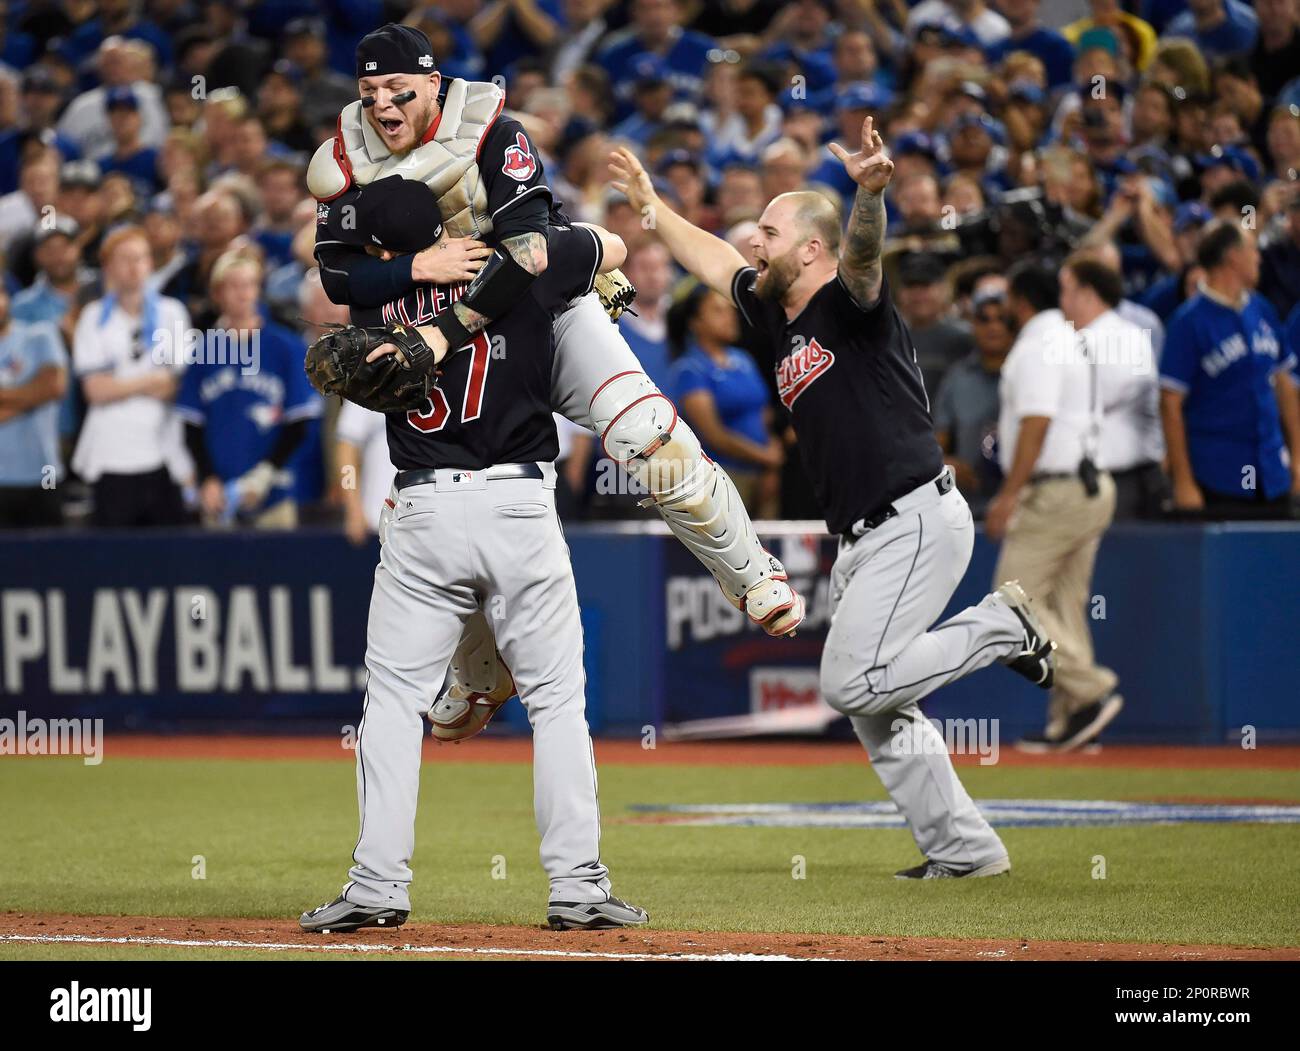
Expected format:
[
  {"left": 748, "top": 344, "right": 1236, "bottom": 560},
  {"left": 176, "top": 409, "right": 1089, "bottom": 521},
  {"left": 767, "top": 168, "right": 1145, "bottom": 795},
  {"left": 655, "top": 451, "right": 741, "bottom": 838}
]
[{"left": 299, "top": 216, "right": 649, "bottom": 932}]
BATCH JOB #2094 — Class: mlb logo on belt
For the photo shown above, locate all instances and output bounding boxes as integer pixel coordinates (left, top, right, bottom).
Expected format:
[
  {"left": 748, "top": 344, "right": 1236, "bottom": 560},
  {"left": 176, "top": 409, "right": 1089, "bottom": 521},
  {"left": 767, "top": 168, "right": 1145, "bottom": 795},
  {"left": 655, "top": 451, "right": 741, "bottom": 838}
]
[
  {"left": 451, "top": 472, "right": 473, "bottom": 484},
  {"left": 501, "top": 132, "right": 537, "bottom": 182}
]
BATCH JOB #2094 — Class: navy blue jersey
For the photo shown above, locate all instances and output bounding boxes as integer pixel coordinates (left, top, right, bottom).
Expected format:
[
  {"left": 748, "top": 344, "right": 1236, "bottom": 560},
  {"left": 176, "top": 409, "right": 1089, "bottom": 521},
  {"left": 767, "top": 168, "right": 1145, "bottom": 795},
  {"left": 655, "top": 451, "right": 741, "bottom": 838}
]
[
  {"left": 372, "top": 224, "right": 603, "bottom": 471},
  {"left": 731, "top": 268, "right": 943, "bottom": 534}
]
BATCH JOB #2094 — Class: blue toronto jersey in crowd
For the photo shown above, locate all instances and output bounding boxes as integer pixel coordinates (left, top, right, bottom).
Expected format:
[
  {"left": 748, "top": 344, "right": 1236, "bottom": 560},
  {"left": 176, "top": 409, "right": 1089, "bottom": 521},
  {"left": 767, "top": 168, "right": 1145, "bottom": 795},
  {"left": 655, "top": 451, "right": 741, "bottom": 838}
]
[
  {"left": 985, "top": 28, "right": 1076, "bottom": 89},
  {"left": 1160, "top": 291, "right": 1297, "bottom": 501},
  {"left": 174, "top": 320, "right": 321, "bottom": 508},
  {"left": 97, "top": 147, "right": 162, "bottom": 195},
  {"left": 1165, "top": 0, "right": 1258, "bottom": 59},
  {"left": 597, "top": 30, "right": 717, "bottom": 122},
  {"left": 0, "top": 319, "right": 65, "bottom": 486},
  {"left": 669, "top": 343, "right": 770, "bottom": 473},
  {"left": 1286, "top": 304, "right": 1300, "bottom": 387}
]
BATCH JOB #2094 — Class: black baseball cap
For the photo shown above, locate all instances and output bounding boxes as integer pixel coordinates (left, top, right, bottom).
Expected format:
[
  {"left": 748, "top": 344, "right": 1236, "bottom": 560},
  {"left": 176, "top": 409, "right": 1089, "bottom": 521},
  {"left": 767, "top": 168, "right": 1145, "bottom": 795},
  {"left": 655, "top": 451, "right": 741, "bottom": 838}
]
[
  {"left": 899, "top": 253, "right": 947, "bottom": 287},
  {"left": 324, "top": 176, "right": 444, "bottom": 252},
  {"left": 355, "top": 24, "right": 437, "bottom": 80}
]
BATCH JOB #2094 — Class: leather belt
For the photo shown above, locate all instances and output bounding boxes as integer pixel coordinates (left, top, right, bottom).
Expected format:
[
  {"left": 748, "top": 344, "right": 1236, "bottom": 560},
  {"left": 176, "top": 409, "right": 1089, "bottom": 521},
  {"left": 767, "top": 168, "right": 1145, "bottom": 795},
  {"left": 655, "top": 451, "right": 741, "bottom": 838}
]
[
  {"left": 1029, "top": 471, "right": 1075, "bottom": 484},
  {"left": 395, "top": 463, "right": 544, "bottom": 490},
  {"left": 842, "top": 467, "right": 955, "bottom": 546}
]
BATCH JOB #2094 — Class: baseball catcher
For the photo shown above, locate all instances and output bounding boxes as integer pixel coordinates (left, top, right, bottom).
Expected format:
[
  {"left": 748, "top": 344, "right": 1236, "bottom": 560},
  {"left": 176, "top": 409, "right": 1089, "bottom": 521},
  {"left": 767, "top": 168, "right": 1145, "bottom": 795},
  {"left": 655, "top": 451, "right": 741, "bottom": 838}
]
[{"left": 307, "top": 24, "right": 806, "bottom": 745}]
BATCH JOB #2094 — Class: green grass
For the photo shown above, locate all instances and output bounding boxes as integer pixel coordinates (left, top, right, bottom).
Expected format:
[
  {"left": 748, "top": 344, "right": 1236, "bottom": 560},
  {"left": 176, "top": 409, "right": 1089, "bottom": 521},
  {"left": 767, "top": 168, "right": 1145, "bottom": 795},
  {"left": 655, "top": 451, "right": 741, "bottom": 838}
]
[{"left": 1, "top": 756, "right": 1298, "bottom": 948}]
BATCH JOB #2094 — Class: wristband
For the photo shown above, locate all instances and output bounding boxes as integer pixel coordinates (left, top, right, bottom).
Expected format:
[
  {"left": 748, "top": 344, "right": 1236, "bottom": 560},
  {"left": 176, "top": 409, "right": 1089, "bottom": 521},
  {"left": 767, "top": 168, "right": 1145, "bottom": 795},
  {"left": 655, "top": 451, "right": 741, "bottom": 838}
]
[{"left": 434, "top": 307, "right": 474, "bottom": 352}]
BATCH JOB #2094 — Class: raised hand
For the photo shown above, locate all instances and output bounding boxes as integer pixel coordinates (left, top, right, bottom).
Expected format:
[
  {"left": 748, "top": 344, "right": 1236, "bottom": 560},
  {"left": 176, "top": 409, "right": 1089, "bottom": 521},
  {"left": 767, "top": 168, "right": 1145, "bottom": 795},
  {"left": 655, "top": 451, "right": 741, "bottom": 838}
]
[
  {"left": 608, "top": 146, "right": 658, "bottom": 214},
  {"left": 827, "top": 115, "right": 895, "bottom": 195}
]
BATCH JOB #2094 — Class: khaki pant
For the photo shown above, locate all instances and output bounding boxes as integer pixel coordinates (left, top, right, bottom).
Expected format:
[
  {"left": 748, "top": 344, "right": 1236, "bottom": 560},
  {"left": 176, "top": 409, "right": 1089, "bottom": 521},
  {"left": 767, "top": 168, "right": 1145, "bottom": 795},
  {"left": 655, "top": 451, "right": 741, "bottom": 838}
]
[
  {"left": 254, "top": 500, "right": 298, "bottom": 529},
  {"left": 993, "top": 474, "right": 1118, "bottom": 737}
]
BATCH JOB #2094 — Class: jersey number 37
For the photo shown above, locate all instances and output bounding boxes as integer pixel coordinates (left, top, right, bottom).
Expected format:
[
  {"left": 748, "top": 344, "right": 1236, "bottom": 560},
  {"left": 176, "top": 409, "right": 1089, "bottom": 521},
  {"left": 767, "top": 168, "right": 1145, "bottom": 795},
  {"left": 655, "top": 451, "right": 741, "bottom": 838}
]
[{"left": 406, "top": 333, "right": 491, "bottom": 433}]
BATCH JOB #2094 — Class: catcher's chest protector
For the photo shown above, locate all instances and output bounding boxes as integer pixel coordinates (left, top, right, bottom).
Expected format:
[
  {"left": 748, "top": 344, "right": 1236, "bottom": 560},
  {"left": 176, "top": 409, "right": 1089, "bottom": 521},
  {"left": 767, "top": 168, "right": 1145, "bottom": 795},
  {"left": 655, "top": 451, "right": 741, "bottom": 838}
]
[{"left": 307, "top": 78, "right": 506, "bottom": 238}]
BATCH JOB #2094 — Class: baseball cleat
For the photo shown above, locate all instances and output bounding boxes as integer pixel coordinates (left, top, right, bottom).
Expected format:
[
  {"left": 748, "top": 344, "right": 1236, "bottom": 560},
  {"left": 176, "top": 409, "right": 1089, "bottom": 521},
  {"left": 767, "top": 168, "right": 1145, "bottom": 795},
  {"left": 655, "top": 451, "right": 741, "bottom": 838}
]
[
  {"left": 299, "top": 895, "right": 409, "bottom": 933},
  {"left": 894, "top": 856, "right": 1012, "bottom": 880},
  {"left": 546, "top": 895, "right": 649, "bottom": 931},
  {"left": 994, "top": 580, "right": 1056, "bottom": 689},
  {"left": 427, "top": 655, "right": 516, "bottom": 743},
  {"left": 742, "top": 557, "right": 806, "bottom": 637}
]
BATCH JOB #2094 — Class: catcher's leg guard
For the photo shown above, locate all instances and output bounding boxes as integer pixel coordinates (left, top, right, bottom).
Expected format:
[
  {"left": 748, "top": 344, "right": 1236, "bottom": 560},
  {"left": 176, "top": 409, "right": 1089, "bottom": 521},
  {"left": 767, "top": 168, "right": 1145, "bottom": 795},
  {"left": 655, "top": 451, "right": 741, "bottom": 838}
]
[
  {"left": 426, "top": 609, "right": 517, "bottom": 743},
  {"left": 590, "top": 371, "right": 804, "bottom": 636}
]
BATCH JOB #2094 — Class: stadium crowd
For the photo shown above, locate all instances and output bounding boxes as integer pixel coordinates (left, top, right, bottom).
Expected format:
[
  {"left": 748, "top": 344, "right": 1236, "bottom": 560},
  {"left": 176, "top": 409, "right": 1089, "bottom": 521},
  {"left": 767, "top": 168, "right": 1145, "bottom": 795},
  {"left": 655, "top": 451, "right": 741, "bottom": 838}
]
[{"left": 1, "top": 0, "right": 1298, "bottom": 534}]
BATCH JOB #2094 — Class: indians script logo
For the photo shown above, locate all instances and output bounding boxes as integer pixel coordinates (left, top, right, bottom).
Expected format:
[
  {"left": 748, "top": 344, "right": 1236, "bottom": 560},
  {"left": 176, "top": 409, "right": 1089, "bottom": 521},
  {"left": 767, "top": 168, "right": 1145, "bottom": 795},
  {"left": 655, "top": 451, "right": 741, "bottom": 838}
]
[
  {"left": 502, "top": 132, "right": 537, "bottom": 182},
  {"left": 776, "top": 336, "right": 835, "bottom": 409}
]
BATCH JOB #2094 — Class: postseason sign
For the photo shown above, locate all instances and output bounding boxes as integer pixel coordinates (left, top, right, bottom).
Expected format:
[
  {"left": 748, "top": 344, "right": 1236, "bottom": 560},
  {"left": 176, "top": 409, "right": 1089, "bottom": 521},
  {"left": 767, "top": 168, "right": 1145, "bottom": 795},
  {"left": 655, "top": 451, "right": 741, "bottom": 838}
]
[{"left": 660, "top": 528, "right": 841, "bottom": 730}]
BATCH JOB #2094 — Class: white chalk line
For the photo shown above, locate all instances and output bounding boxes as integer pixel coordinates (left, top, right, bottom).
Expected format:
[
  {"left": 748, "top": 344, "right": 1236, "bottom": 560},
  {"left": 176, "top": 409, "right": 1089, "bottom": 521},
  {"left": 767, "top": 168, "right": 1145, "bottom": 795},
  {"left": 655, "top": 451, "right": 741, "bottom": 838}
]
[{"left": 0, "top": 932, "right": 831, "bottom": 963}]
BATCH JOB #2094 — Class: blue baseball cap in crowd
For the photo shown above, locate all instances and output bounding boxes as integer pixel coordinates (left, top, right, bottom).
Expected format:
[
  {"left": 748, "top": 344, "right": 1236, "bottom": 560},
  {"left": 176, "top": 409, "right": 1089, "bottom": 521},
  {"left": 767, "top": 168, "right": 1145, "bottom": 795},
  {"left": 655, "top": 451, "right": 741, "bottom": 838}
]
[
  {"left": 106, "top": 85, "right": 139, "bottom": 110},
  {"left": 951, "top": 112, "right": 1006, "bottom": 146},
  {"left": 270, "top": 59, "right": 304, "bottom": 85},
  {"left": 892, "top": 131, "right": 939, "bottom": 161},
  {"left": 656, "top": 148, "right": 701, "bottom": 175},
  {"left": 1173, "top": 201, "right": 1212, "bottom": 232},
  {"left": 1007, "top": 79, "right": 1045, "bottom": 106},
  {"left": 835, "top": 81, "right": 893, "bottom": 112},
  {"left": 1195, "top": 144, "right": 1261, "bottom": 182},
  {"left": 779, "top": 86, "right": 819, "bottom": 113}
]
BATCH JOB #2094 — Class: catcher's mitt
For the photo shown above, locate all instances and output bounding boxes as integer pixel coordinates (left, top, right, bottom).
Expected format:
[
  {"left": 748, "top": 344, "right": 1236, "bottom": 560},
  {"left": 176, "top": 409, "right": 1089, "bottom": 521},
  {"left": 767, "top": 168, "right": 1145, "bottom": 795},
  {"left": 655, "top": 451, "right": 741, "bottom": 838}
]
[
  {"left": 593, "top": 268, "right": 638, "bottom": 321},
  {"left": 305, "top": 323, "right": 439, "bottom": 413}
]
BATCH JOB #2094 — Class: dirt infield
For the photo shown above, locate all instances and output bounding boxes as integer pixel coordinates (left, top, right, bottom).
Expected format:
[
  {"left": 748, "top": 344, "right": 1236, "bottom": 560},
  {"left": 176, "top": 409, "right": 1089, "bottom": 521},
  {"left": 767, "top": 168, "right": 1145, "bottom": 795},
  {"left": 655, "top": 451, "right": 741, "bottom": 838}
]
[
  {"left": 96, "top": 736, "right": 1300, "bottom": 769},
  {"left": 3, "top": 912, "right": 1296, "bottom": 961}
]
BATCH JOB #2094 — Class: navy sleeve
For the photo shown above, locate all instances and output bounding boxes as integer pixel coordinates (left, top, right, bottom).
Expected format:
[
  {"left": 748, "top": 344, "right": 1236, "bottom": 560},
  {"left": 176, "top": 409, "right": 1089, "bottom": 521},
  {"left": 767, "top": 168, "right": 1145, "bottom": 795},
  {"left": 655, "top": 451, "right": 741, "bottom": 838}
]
[
  {"left": 478, "top": 116, "right": 553, "bottom": 239},
  {"left": 314, "top": 207, "right": 417, "bottom": 310},
  {"left": 530, "top": 226, "right": 602, "bottom": 314}
]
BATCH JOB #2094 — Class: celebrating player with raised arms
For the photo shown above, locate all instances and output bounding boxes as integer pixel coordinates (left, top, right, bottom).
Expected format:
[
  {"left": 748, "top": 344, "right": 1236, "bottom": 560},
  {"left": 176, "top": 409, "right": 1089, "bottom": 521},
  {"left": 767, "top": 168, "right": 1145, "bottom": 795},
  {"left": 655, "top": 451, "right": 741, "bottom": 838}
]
[{"left": 609, "top": 117, "right": 1061, "bottom": 879}]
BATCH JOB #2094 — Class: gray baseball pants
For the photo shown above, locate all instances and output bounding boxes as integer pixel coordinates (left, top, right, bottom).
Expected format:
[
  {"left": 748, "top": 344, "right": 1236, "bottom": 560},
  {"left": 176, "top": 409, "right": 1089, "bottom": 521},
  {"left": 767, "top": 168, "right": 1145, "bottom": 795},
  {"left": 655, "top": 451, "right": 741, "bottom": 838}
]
[
  {"left": 819, "top": 472, "right": 1024, "bottom": 869},
  {"left": 344, "top": 466, "right": 610, "bottom": 911}
]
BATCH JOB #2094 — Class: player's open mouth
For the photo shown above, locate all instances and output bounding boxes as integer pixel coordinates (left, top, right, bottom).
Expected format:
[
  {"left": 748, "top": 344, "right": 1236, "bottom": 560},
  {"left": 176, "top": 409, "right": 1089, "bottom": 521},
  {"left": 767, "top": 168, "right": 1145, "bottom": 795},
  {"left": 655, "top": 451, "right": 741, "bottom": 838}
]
[
  {"left": 755, "top": 260, "right": 768, "bottom": 274},
  {"left": 379, "top": 118, "right": 404, "bottom": 136}
]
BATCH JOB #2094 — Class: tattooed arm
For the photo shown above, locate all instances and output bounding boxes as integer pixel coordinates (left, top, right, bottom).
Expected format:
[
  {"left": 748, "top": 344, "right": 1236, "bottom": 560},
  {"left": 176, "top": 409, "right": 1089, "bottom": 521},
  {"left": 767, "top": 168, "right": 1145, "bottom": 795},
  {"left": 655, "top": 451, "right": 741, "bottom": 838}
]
[
  {"left": 840, "top": 185, "right": 888, "bottom": 308},
  {"left": 827, "top": 114, "right": 895, "bottom": 309},
  {"left": 443, "top": 231, "right": 548, "bottom": 341}
]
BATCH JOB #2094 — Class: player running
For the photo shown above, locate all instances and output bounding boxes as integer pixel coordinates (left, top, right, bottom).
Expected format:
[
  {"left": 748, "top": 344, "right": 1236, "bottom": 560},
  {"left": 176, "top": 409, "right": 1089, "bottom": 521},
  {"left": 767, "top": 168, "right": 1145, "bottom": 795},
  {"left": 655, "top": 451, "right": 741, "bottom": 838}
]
[
  {"left": 609, "top": 118, "right": 1058, "bottom": 879},
  {"left": 308, "top": 25, "right": 804, "bottom": 743}
]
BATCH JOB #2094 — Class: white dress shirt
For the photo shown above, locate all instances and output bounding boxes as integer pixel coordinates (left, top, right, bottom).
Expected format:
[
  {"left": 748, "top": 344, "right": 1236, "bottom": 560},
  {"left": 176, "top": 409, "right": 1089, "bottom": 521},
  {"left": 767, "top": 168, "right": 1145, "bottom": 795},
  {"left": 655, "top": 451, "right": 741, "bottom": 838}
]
[
  {"left": 998, "top": 308, "right": 1098, "bottom": 476},
  {"left": 1082, "top": 309, "right": 1164, "bottom": 472}
]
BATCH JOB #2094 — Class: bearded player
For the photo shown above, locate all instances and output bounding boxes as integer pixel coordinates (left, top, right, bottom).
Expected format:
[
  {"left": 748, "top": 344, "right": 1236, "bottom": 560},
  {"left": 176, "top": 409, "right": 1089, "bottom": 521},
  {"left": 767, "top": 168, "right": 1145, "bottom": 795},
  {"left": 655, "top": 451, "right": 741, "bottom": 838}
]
[
  {"left": 310, "top": 24, "right": 803, "bottom": 742},
  {"left": 609, "top": 120, "right": 1059, "bottom": 879}
]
